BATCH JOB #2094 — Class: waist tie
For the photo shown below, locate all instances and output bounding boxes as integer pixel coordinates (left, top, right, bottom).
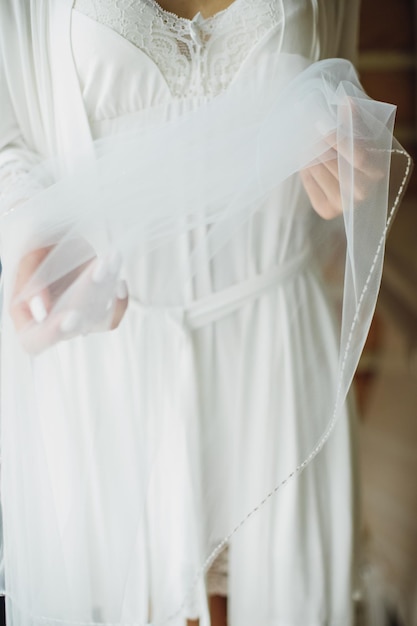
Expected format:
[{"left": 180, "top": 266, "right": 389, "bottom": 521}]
[{"left": 129, "top": 248, "right": 312, "bottom": 330}]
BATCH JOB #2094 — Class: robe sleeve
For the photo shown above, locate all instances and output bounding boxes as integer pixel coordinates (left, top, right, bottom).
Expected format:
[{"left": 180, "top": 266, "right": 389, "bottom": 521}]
[{"left": 0, "top": 50, "right": 43, "bottom": 212}]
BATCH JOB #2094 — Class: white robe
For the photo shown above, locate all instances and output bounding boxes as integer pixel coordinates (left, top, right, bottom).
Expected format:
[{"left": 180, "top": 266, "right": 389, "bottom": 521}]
[{"left": 0, "top": 2, "right": 388, "bottom": 626}]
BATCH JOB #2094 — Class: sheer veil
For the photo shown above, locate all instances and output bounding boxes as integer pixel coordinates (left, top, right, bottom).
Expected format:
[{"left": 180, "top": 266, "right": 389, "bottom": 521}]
[{"left": 0, "top": 34, "right": 412, "bottom": 626}]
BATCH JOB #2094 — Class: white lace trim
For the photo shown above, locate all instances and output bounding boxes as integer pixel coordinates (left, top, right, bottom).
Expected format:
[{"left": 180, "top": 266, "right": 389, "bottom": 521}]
[{"left": 72, "top": 0, "right": 283, "bottom": 98}]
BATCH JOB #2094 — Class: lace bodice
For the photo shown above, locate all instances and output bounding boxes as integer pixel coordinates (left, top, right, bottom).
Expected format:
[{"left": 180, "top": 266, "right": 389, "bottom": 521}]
[{"left": 72, "top": 0, "right": 283, "bottom": 98}]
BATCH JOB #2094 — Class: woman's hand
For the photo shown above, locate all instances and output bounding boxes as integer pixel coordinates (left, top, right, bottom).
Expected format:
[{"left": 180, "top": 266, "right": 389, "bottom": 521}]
[
  {"left": 10, "top": 245, "right": 129, "bottom": 354},
  {"left": 301, "top": 130, "right": 383, "bottom": 220},
  {"left": 300, "top": 146, "right": 344, "bottom": 220}
]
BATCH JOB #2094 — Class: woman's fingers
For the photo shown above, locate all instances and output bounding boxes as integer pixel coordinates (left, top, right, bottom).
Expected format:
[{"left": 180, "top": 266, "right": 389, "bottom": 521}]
[
  {"left": 309, "top": 160, "right": 341, "bottom": 209},
  {"left": 10, "top": 247, "right": 53, "bottom": 332},
  {"left": 300, "top": 163, "right": 341, "bottom": 220},
  {"left": 11, "top": 246, "right": 130, "bottom": 354},
  {"left": 48, "top": 253, "right": 125, "bottom": 337},
  {"left": 321, "top": 130, "right": 385, "bottom": 183},
  {"left": 91, "top": 251, "right": 122, "bottom": 285},
  {"left": 109, "top": 281, "right": 129, "bottom": 331},
  {"left": 302, "top": 144, "right": 379, "bottom": 219}
]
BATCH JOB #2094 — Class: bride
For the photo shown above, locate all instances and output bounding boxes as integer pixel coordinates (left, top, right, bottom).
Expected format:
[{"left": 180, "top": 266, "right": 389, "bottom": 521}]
[{"left": 0, "top": 1, "right": 408, "bottom": 625}]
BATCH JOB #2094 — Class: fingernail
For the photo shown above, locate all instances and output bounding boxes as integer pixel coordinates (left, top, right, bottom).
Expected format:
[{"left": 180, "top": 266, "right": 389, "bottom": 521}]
[
  {"left": 108, "top": 251, "right": 122, "bottom": 275},
  {"left": 29, "top": 296, "right": 48, "bottom": 323},
  {"left": 92, "top": 258, "right": 108, "bottom": 284},
  {"left": 116, "top": 280, "right": 128, "bottom": 300},
  {"left": 60, "top": 310, "right": 81, "bottom": 334}
]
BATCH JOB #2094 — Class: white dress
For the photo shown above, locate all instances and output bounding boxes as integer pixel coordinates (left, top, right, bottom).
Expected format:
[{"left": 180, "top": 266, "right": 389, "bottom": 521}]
[{"left": 1, "top": 0, "right": 384, "bottom": 625}]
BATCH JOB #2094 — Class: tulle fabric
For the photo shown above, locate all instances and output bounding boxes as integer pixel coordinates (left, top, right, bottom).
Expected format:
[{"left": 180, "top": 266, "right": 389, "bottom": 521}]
[{"left": 0, "top": 53, "right": 412, "bottom": 625}]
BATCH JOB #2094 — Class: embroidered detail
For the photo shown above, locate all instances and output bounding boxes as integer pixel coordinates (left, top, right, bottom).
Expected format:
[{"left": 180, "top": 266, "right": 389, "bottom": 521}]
[{"left": 72, "top": 0, "right": 282, "bottom": 98}]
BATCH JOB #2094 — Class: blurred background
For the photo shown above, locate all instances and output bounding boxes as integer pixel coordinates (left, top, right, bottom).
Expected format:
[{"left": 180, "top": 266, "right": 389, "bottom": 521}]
[{"left": 354, "top": 0, "right": 417, "bottom": 624}]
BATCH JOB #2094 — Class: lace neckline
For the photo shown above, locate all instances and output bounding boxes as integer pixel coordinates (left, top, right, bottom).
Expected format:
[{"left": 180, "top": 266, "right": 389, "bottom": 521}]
[
  {"left": 148, "top": 0, "right": 242, "bottom": 24},
  {"left": 72, "top": 0, "right": 283, "bottom": 99}
]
